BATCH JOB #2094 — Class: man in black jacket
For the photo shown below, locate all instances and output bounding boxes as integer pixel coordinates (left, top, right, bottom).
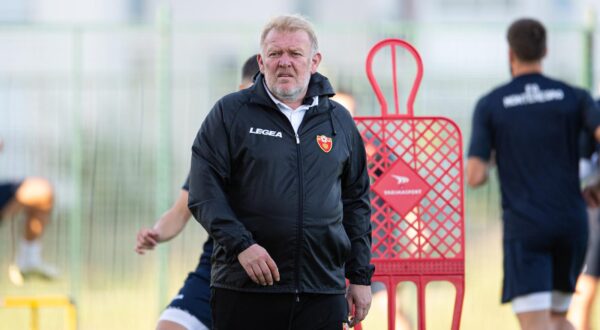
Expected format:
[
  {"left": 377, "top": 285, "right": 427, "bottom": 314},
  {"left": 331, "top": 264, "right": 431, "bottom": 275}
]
[{"left": 188, "top": 14, "right": 374, "bottom": 330}]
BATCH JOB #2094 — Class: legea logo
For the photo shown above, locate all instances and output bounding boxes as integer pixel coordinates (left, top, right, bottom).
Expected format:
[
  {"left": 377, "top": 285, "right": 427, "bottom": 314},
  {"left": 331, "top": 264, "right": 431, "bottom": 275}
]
[{"left": 249, "top": 127, "right": 283, "bottom": 138}]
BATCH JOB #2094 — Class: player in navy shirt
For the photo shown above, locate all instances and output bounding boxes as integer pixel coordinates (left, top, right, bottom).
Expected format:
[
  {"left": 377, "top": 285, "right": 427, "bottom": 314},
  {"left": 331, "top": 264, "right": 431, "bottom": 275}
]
[
  {"left": 135, "top": 55, "right": 259, "bottom": 330},
  {"left": 466, "top": 18, "right": 600, "bottom": 330}
]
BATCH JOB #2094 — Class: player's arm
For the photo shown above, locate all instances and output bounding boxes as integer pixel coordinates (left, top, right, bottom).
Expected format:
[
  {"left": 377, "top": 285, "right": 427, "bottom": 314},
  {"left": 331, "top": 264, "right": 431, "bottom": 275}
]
[
  {"left": 580, "top": 96, "right": 600, "bottom": 207},
  {"left": 579, "top": 92, "right": 600, "bottom": 143},
  {"left": 593, "top": 127, "right": 600, "bottom": 143},
  {"left": 466, "top": 157, "right": 489, "bottom": 187},
  {"left": 135, "top": 189, "right": 192, "bottom": 254},
  {"left": 466, "top": 96, "right": 493, "bottom": 188}
]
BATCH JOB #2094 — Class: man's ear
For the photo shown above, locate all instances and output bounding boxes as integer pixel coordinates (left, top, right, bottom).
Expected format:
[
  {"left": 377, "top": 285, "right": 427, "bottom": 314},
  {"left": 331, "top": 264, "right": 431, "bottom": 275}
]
[
  {"left": 257, "top": 54, "right": 265, "bottom": 73},
  {"left": 311, "top": 52, "right": 322, "bottom": 73}
]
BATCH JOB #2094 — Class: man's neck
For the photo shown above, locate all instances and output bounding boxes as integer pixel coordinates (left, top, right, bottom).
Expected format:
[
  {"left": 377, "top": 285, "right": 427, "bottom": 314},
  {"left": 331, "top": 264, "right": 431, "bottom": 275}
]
[
  {"left": 511, "top": 61, "right": 542, "bottom": 78},
  {"left": 283, "top": 100, "right": 303, "bottom": 110},
  {"left": 263, "top": 81, "right": 307, "bottom": 110}
]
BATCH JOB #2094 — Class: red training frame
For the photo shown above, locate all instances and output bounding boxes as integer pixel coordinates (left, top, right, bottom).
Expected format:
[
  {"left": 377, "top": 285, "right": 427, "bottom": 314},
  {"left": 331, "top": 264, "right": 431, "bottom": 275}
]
[{"left": 353, "top": 39, "right": 465, "bottom": 330}]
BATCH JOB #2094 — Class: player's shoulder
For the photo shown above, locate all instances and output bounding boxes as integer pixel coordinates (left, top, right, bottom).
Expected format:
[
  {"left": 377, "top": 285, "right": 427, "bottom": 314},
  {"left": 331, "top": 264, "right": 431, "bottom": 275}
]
[
  {"left": 538, "top": 74, "right": 588, "bottom": 100},
  {"left": 474, "top": 85, "right": 504, "bottom": 112}
]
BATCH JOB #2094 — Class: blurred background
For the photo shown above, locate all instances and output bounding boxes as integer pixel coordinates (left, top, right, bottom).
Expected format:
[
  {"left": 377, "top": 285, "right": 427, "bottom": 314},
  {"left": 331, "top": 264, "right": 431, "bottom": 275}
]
[{"left": 0, "top": 0, "right": 599, "bottom": 329}]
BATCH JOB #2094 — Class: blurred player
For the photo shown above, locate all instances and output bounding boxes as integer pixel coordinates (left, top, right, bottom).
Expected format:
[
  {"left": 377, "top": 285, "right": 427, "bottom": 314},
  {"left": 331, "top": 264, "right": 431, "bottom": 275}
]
[
  {"left": 135, "top": 54, "right": 259, "bottom": 330},
  {"left": 570, "top": 98, "right": 600, "bottom": 330},
  {"left": 467, "top": 18, "right": 600, "bottom": 330},
  {"left": 0, "top": 138, "right": 58, "bottom": 283}
]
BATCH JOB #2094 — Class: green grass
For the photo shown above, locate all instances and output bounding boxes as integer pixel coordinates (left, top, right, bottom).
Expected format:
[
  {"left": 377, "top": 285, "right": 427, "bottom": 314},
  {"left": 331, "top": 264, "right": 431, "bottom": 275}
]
[
  {"left": 3, "top": 221, "right": 598, "bottom": 330},
  {"left": 1, "top": 184, "right": 599, "bottom": 329}
]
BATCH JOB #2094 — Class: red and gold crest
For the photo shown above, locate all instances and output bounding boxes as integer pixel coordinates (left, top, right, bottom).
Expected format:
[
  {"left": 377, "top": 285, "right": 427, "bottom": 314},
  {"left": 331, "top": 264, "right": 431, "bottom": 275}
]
[{"left": 316, "top": 135, "right": 333, "bottom": 153}]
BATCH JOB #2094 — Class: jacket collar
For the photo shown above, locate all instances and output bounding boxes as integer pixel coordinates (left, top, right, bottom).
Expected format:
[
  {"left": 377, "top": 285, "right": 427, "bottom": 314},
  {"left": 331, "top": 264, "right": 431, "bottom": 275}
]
[{"left": 249, "top": 72, "right": 335, "bottom": 111}]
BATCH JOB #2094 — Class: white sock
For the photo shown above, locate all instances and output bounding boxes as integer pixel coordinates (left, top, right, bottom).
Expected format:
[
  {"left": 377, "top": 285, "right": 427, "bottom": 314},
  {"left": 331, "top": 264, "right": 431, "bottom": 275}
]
[
  {"left": 15, "top": 239, "right": 58, "bottom": 278},
  {"left": 17, "top": 239, "right": 42, "bottom": 268}
]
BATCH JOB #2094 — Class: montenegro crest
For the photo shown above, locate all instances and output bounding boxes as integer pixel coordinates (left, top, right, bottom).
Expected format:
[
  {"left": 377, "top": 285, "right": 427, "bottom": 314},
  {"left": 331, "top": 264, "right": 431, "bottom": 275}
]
[{"left": 316, "top": 135, "right": 333, "bottom": 153}]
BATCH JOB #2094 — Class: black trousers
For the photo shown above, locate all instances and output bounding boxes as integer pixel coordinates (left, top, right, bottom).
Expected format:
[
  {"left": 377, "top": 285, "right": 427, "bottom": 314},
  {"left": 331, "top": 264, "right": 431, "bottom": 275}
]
[{"left": 211, "top": 288, "right": 348, "bottom": 330}]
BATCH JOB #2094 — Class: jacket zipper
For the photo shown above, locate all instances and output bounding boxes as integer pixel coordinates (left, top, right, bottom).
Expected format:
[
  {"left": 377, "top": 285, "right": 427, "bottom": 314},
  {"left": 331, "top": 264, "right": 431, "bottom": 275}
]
[
  {"left": 272, "top": 105, "right": 311, "bottom": 300},
  {"left": 294, "top": 131, "right": 304, "bottom": 301}
]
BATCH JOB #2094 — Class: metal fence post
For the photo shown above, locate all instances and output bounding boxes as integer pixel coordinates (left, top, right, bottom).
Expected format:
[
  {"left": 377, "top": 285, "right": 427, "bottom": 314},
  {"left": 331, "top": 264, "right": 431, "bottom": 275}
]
[
  {"left": 155, "top": 3, "right": 173, "bottom": 312},
  {"left": 69, "top": 26, "right": 84, "bottom": 315},
  {"left": 582, "top": 6, "right": 596, "bottom": 90}
]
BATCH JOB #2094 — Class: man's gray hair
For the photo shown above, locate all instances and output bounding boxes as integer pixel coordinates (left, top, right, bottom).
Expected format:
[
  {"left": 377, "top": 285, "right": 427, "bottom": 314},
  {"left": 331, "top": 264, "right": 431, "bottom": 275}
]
[{"left": 260, "top": 14, "right": 319, "bottom": 55}]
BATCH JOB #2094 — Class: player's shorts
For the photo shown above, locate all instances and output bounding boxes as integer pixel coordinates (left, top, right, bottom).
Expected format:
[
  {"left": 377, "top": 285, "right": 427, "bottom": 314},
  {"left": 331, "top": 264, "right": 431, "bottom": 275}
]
[
  {"left": 584, "top": 211, "right": 600, "bottom": 277},
  {"left": 501, "top": 229, "right": 587, "bottom": 308},
  {"left": 158, "top": 269, "right": 211, "bottom": 330},
  {"left": 0, "top": 181, "right": 21, "bottom": 212},
  {"left": 511, "top": 291, "right": 573, "bottom": 313}
]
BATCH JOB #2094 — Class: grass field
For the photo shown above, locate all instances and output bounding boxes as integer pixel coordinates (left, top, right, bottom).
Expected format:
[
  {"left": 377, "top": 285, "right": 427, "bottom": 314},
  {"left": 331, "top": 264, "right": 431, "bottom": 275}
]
[
  {"left": 4, "top": 223, "right": 597, "bottom": 330},
  {"left": 1, "top": 188, "right": 599, "bottom": 329}
]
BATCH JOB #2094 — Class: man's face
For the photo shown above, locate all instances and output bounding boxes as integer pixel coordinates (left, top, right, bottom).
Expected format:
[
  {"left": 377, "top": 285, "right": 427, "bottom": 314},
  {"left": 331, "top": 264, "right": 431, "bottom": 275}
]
[{"left": 258, "top": 29, "right": 321, "bottom": 103}]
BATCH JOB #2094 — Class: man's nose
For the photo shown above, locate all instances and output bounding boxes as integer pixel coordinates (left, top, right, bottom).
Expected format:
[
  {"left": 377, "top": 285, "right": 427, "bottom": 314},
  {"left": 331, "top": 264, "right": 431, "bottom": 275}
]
[{"left": 278, "top": 54, "right": 292, "bottom": 67}]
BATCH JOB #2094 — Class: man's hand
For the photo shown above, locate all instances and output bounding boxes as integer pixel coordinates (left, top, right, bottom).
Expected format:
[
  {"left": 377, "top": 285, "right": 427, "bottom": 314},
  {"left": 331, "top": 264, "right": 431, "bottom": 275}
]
[
  {"left": 135, "top": 228, "right": 160, "bottom": 254},
  {"left": 237, "top": 243, "right": 280, "bottom": 286},
  {"left": 346, "top": 284, "right": 372, "bottom": 327},
  {"left": 583, "top": 174, "right": 600, "bottom": 208},
  {"left": 466, "top": 157, "right": 490, "bottom": 187},
  {"left": 583, "top": 185, "right": 600, "bottom": 208}
]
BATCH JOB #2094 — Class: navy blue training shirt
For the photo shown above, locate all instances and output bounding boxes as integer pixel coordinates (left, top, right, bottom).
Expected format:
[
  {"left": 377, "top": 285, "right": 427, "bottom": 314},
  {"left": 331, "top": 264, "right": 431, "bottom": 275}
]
[
  {"left": 182, "top": 175, "right": 213, "bottom": 273},
  {"left": 468, "top": 73, "right": 600, "bottom": 239}
]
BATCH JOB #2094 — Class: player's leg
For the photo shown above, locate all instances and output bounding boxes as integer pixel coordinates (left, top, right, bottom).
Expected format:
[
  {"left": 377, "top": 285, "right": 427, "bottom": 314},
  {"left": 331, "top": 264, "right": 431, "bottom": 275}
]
[
  {"left": 503, "top": 237, "right": 554, "bottom": 330},
  {"left": 569, "top": 209, "right": 600, "bottom": 330},
  {"left": 157, "top": 272, "right": 211, "bottom": 330},
  {"left": 568, "top": 274, "right": 597, "bottom": 330},
  {"left": 156, "top": 320, "right": 187, "bottom": 330},
  {"left": 552, "top": 225, "right": 589, "bottom": 330},
  {"left": 16, "top": 177, "right": 54, "bottom": 238},
  {"left": 551, "top": 311, "right": 575, "bottom": 330},
  {"left": 513, "top": 293, "right": 553, "bottom": 330},
  {"left": 550, "top": 290, "right": 575, "bottom": 330},
  {"left": 157, "top": 310, "right": 207, "bottom": 330},
  {"left": 10, "top": 178, "right": 58, "bottom": 278}
]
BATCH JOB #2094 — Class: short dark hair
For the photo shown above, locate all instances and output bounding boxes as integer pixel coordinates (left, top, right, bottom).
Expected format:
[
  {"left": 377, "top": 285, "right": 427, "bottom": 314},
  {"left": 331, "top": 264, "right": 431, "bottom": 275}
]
[
  {"left": 241, "top": 54, "right": 259, "bottom": 82},
  {"left": 507, "top": 18, "right": 546, "bottom": 62}
]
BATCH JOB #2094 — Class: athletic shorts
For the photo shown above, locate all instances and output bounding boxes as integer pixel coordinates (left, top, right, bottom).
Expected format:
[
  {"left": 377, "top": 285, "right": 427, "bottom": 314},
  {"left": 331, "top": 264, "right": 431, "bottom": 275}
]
[
  {"left": 211, "top": 288, "right": 348, "bottom": 330},
  {"left": 159, "top": 269, "right": 212, "bottom": 330},
  {"left": 501, "top": 229, "right": 587, "bottom": 304},
  {"left": 0, "top": 181, "right": 21, "bottom": 212},
  {"left": 584, "top": 211, "right": 600, "bottom": 277}
]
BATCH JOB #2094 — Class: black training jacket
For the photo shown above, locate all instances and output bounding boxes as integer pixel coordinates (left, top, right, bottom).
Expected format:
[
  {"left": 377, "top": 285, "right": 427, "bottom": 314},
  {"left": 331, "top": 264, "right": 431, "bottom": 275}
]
[{"left": 188, "top": 72, "right": 374, "bottom": 294}]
